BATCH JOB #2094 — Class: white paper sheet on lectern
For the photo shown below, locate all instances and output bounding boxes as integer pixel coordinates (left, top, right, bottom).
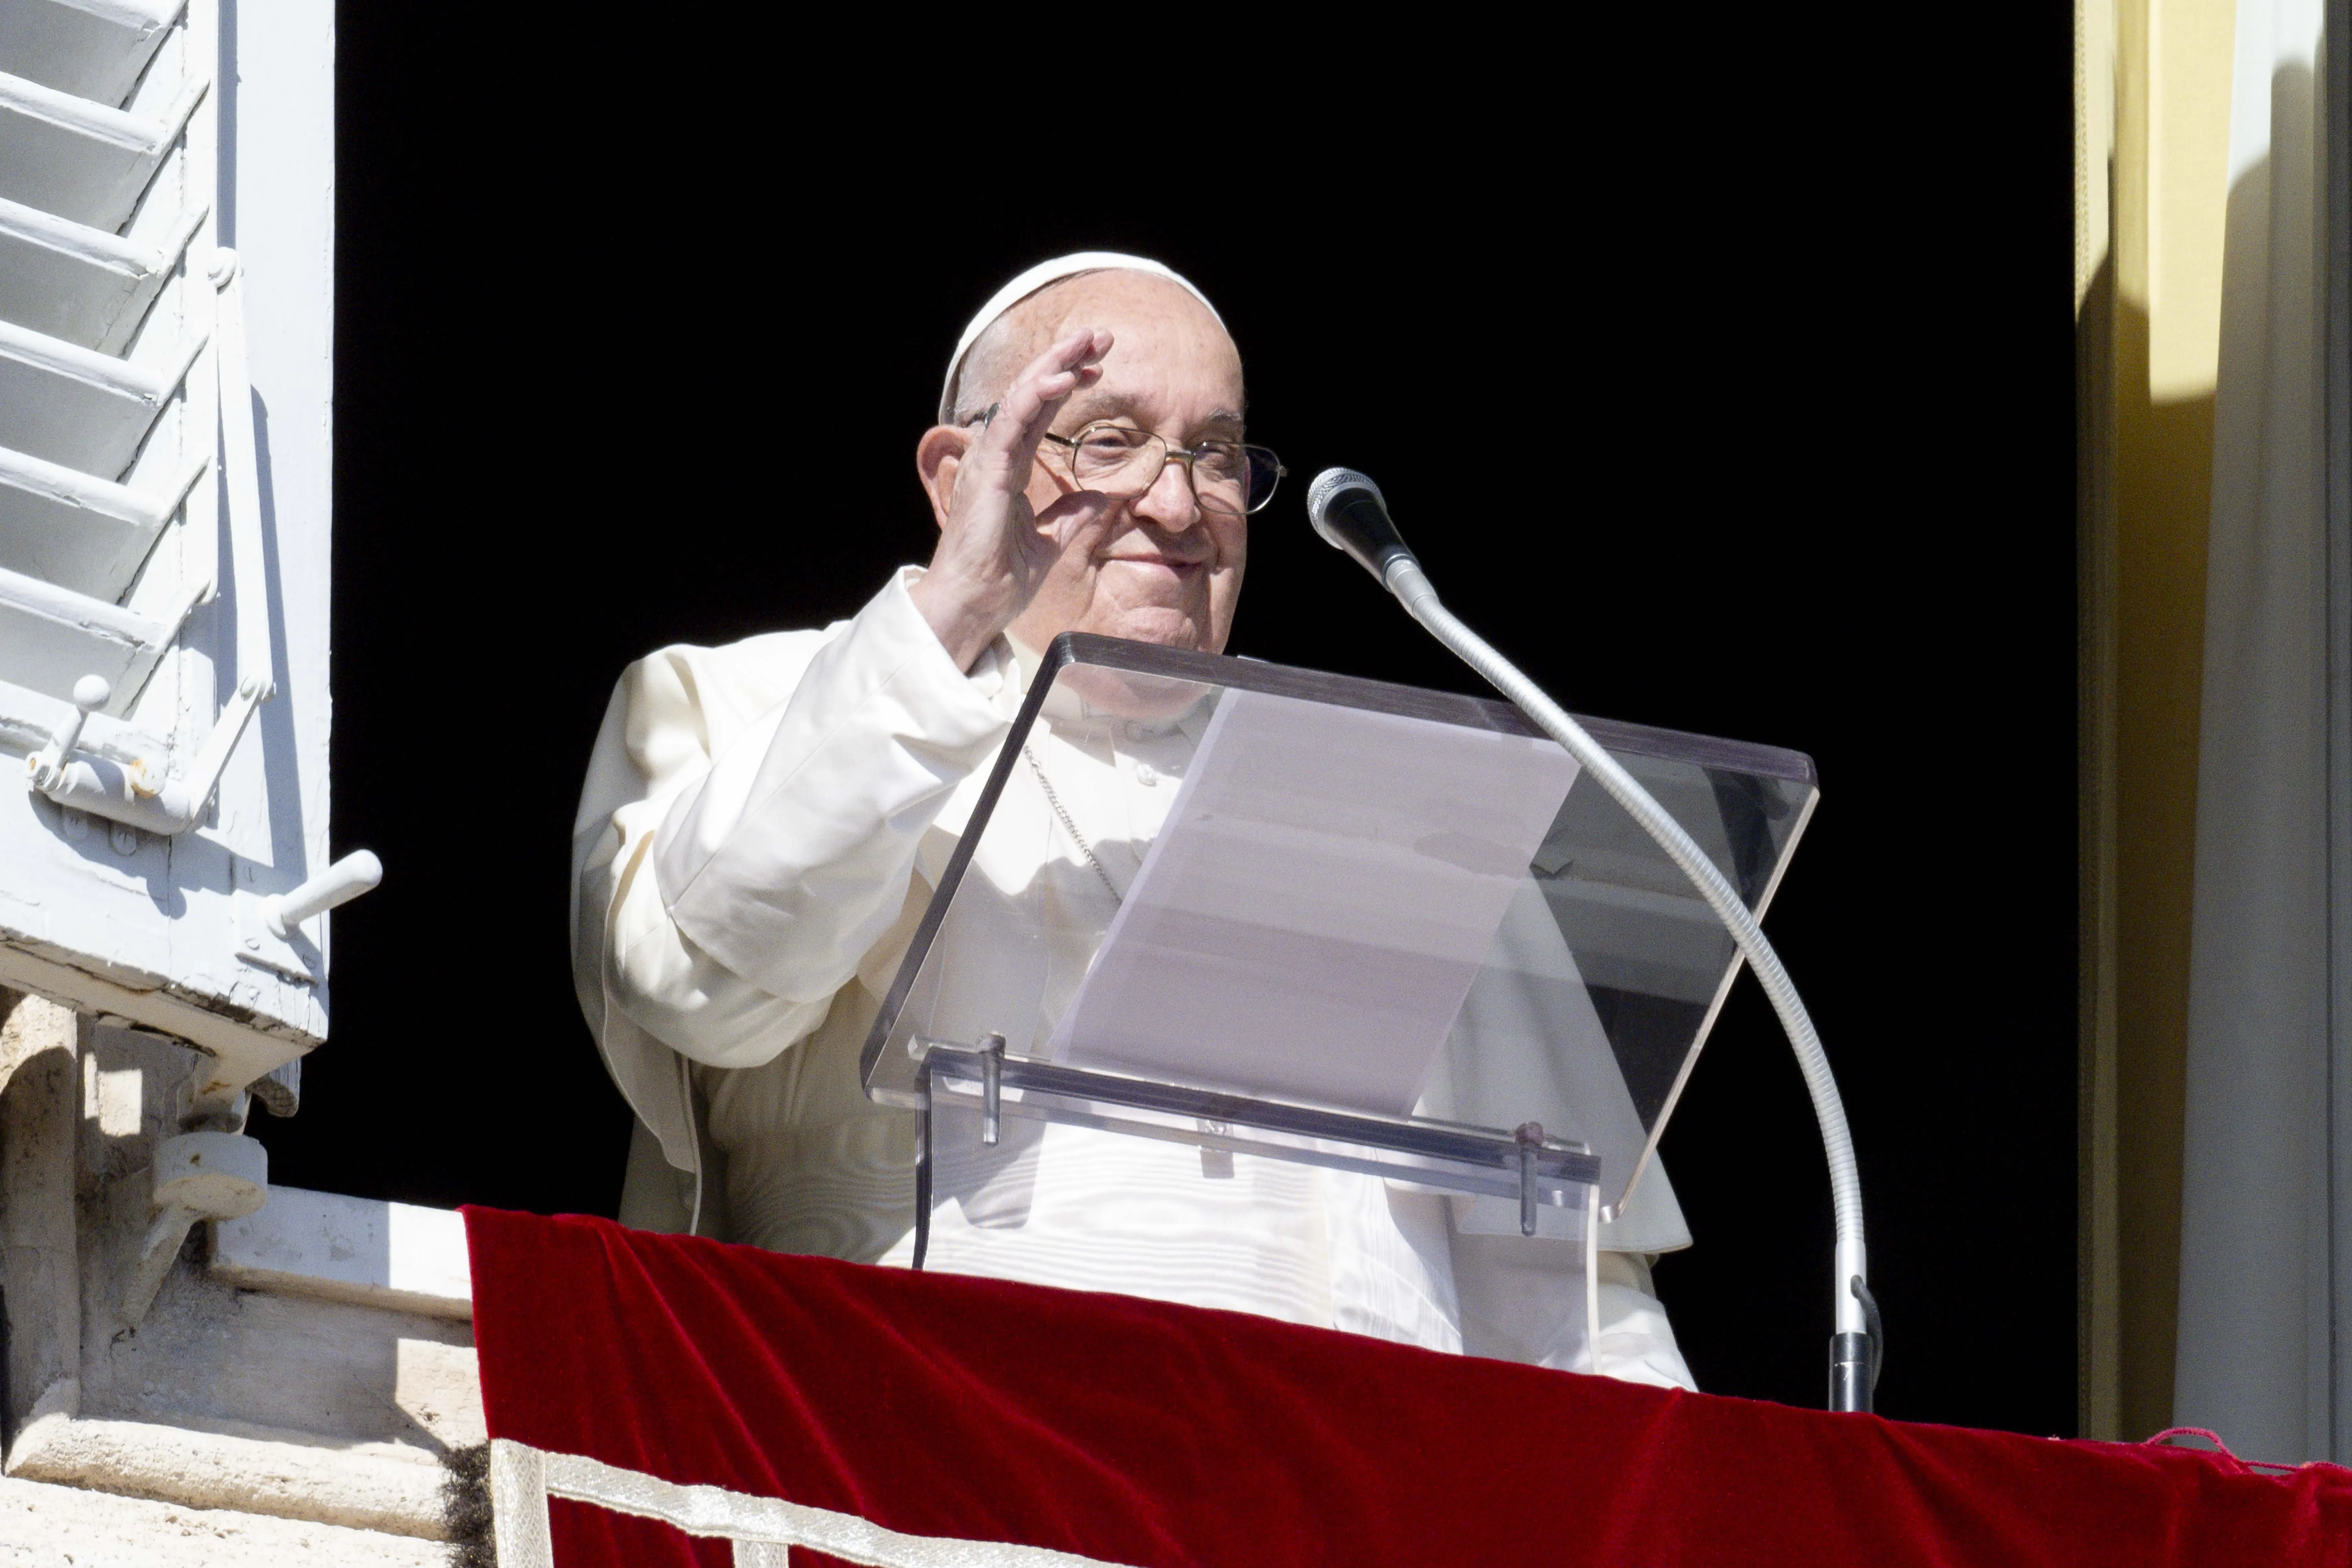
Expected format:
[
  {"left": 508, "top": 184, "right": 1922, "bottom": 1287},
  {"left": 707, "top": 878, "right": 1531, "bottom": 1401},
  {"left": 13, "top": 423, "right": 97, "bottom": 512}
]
[{"left": 1051, "top": 688, "right": 1581, "bottom": 1115}]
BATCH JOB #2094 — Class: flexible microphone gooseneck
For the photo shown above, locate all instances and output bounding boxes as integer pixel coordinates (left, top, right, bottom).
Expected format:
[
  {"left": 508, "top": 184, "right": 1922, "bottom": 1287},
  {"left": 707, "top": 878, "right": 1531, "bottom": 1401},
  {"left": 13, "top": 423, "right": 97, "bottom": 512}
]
[{"left": 1306, "top": 467, "right": 1878, "bottom": 1414}]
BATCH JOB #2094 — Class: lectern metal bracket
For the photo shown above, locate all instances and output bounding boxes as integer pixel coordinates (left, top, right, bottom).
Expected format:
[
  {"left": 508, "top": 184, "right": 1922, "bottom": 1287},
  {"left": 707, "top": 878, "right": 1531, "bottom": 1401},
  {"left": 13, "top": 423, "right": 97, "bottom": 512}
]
[
  {"left": 1515, "top": 1123, "right": 1547, "bottom": 1237},
  {"left": 901, "top": 1032, "right": 1600, "bottom": 1272}
]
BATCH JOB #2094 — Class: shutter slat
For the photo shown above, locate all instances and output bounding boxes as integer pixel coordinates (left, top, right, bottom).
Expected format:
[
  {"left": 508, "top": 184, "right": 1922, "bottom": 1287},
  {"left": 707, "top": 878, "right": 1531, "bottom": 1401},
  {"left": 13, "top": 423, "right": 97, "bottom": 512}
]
[
  {"left": 0, "top": 439, "right": 203, "bottom": 600},
  {"left": 0, "top": 0, "right": 184, "bottom": 110},
  {"left": 0, "top": 67, "right": 204, "bottom": 230},
  {"left": 0, "top": 314, "right": 200, "bottom": 478},
  {"left": 0, "top": 192, "right": 201, "bottom": 352},
  {"left": 0, "top": 557, "right": 181, "bottom": 702}
]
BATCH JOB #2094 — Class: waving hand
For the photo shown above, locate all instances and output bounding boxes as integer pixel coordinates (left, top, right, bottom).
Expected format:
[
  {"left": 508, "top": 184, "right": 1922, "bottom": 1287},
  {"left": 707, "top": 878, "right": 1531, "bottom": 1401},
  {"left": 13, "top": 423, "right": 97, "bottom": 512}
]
[{"left": 912, "top": 328, "right": 1114, "bottom": 668}]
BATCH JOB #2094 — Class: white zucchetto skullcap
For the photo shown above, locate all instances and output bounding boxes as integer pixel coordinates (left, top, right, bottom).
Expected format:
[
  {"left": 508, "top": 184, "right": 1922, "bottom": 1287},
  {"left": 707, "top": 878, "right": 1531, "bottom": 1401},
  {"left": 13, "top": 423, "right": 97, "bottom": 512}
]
[{"left": 937, "top": 251, "right": 1224, "bottom": 425}]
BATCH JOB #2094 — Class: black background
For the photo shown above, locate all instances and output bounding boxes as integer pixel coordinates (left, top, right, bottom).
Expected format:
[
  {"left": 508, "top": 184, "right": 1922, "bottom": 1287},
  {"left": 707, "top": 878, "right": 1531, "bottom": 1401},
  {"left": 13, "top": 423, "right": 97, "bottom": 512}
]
[{"left": 259, "top": 22, "right": 2076, "bottom": 1432}]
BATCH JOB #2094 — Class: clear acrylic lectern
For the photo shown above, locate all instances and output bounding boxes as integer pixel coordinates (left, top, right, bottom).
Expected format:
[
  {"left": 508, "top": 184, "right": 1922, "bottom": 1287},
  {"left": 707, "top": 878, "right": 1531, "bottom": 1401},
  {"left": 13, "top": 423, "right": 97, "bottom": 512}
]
[{"left": 863, "top": 633, "right": 1817, "bottom": 1326}]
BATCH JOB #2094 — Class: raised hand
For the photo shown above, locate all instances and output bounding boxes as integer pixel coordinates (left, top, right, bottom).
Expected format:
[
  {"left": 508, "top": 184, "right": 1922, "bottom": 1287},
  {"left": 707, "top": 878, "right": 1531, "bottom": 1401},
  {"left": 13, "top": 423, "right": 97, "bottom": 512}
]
[{"left": 911, "top": 328, "right": 1113, "bottom": 669}]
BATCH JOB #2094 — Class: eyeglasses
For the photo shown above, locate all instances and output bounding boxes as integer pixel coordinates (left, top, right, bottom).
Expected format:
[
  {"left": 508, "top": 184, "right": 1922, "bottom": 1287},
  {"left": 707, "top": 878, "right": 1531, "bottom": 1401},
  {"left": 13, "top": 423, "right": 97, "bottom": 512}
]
[{"left": 1036, "top": 422, "right": 1288, "bottom": 516}]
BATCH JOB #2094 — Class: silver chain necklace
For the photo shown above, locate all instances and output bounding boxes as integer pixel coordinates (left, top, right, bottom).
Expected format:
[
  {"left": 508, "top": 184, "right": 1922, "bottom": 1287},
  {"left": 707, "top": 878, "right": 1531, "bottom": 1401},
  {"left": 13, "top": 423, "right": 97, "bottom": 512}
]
[{"left": 1022, "top": 743, "right": 1124, "bottom": 906}]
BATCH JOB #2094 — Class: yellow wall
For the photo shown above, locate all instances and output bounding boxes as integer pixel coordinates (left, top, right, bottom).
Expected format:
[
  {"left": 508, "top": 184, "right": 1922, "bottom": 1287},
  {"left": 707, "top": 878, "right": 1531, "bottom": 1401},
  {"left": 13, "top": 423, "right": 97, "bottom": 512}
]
[{"left": 2078, "top": 0, "right": 2235, "bottom": 1441}]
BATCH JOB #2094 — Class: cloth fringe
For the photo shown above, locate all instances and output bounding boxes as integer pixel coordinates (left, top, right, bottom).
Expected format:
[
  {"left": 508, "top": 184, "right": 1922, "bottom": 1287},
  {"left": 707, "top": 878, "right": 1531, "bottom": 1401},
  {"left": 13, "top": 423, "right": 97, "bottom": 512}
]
[{"left": 443, "top": 1442, "right": 496, "bottom": 1567}]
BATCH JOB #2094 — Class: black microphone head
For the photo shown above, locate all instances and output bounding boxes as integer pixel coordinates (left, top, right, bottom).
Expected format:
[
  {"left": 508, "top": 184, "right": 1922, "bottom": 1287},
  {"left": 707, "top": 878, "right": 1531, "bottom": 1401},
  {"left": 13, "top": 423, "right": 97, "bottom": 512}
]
[{"left": 1307, "top": 467, "right": 1416, "bottom": 582}]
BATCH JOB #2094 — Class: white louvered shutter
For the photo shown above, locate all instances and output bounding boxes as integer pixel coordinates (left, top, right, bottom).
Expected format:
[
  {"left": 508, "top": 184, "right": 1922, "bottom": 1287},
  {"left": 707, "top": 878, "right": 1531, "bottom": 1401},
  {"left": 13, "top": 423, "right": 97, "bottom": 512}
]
[{"left": 0, "top": 0, "right": 340, "bottom": 1108}]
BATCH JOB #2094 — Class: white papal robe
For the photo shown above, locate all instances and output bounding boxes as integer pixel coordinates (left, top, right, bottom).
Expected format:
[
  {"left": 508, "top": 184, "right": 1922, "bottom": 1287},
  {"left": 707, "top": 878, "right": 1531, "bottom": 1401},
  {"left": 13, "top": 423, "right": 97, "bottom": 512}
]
[{"left": 570, "top": 567, "right": 1696, "bottom": 1388}]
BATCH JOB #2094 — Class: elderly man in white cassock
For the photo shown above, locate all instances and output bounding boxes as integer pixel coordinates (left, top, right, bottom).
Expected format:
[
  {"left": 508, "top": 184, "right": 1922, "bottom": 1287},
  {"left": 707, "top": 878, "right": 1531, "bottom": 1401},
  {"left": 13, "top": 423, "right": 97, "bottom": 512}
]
[{"left": 571, "top": 254, "right": 1696, "bottom": 1389}]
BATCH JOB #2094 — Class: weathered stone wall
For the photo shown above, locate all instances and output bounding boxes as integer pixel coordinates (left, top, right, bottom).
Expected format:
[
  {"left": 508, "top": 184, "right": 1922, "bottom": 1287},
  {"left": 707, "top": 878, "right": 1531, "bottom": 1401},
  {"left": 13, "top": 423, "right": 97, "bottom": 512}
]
[{"left": 0, "top": 989, "right": 480, "bottom": 1564}]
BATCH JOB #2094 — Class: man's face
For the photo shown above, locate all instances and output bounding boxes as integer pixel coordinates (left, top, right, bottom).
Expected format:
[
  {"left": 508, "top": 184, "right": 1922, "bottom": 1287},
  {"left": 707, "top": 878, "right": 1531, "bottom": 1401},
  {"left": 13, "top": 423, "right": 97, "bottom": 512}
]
[{"left": 993, "top": 274, "right": 1249, "bottom": 656}]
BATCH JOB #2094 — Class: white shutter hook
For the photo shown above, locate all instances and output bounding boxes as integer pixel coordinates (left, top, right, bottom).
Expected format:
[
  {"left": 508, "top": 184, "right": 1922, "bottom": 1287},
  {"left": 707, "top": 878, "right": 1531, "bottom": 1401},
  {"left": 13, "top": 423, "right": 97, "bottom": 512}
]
[
  {"left": 26, "top": 675, "right": 111, "bottom": 792},
  {"left": 261, "top": 851, "right": 382, "bottom": 940}
]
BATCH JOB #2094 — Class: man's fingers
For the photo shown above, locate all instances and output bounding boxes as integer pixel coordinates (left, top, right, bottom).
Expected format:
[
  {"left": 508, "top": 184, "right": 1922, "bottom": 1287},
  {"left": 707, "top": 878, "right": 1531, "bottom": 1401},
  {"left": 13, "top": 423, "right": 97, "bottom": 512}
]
[
  {"left": 984, "top": 329, "right": 1112, "bottom": 456},
  {"left": 1003, "top": 329, "right": 1109, "bottom": 424},
  {"left": 1036, "top": 325, "right": 1113, "bottom": 378}
]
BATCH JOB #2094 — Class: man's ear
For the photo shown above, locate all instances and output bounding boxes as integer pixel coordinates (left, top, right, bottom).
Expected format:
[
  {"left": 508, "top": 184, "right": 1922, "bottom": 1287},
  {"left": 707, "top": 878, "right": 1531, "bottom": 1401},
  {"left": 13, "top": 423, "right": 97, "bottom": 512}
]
[{"left": 914, "top": 425, "right": 973, "bottom": 531}]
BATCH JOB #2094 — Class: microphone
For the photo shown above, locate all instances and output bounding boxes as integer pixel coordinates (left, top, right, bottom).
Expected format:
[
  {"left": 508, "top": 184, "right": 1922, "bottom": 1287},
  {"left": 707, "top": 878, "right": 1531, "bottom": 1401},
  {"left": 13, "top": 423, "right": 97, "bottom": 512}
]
[
  {"left": 1307, "top": 468, "right": 1417, "bottom": 585},
  {"left": 1301, "top": 461, "right": 1875, "bottom": 1412}
]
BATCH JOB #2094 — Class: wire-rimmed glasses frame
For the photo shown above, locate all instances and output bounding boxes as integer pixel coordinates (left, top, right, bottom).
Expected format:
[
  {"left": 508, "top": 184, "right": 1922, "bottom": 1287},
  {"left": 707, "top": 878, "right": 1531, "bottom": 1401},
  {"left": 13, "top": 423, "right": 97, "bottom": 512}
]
[
  {"left": 1038, "top": 423, "right": 1285, "bottom": 516},
  {"left": 965, "top": 405, "right": 1286, "bottom": 516}
]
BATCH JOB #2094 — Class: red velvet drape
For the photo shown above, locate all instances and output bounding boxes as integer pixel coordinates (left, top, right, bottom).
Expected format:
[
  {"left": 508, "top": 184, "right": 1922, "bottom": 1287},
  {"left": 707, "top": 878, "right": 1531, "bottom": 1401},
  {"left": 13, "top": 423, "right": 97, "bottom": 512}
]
[{"left": 466, "top": 1207, "right": 2352, "bottom": 1566}]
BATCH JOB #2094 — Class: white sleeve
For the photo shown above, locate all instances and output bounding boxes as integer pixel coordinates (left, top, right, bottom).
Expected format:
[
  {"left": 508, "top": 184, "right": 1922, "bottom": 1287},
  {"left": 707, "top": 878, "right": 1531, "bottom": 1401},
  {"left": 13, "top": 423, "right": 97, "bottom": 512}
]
[
  {"left": 633, "top": 569, "right": 1010, "bottom": 1059},
  {"left": 607, "top": 853, "right": 834, "bottom": 1069},
  {"left": 579, "top": 633, "right": 842, "bottom": 1075}
]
